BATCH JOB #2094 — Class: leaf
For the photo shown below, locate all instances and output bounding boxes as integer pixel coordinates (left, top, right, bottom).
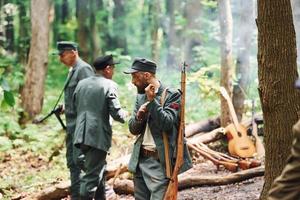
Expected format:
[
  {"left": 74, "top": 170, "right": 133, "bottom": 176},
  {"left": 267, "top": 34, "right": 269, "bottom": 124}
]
[
  {"left": 1, "top": 78, "right": 10, "bottom": 91},
  {"left": 4, "top": 90, "right": 15, "bottom": 107}
]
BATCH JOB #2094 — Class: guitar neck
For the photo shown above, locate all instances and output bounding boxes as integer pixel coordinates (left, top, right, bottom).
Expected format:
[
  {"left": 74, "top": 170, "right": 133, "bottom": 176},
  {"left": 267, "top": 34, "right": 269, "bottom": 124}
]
[{"left": 220, "top": 87, "right": 240, "bottom": 128}]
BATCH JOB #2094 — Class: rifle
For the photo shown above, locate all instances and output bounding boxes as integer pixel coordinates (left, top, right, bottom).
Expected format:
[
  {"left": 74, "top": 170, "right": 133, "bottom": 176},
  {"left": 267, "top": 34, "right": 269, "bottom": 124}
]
[
  {"left": 163, "top": 62, "right": 187, "bottom": 200},
  {"left": 33, "top": 105, "right": 66, "bottom": 130}
]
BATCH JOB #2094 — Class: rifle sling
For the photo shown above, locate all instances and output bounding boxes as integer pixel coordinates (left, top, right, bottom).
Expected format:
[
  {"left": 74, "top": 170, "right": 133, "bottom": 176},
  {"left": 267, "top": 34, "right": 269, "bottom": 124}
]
[{"left": 161, "top": 88, "right": 172, "bottom": 178}]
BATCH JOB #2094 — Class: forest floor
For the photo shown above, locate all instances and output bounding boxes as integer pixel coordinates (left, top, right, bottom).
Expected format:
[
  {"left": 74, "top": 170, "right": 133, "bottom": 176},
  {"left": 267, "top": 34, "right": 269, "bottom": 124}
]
[{"left": 0, "top": 148, "right": 264, "bottom": 200}]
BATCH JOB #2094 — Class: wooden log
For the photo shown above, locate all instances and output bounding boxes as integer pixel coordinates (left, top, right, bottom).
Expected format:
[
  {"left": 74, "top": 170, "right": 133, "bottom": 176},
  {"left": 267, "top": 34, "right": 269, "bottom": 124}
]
[
  {"left": 21, "top": 181, "right": 70, "bottom": 200},
  {"left": 178, "top": 166, "right": 264, "bottom": 189},
  {"left": 188, "top": 127, "right": 225, "bottom": 144},
  {"left": 112, "top": 166, "right": 265, "bottom": 195},
  {"left": 185, "top": 117, "right": 220, "bottom": 137},
  {"left": 106, "top": 154, "right": 130, "bottom": 179}
]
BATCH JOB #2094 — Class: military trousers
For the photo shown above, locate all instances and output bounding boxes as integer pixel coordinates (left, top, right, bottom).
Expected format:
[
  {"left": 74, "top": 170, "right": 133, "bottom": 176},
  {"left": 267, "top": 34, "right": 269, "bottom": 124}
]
[
  {"left": 66, "top": 130, "right": 83, "bottom": 200},
  {"left": 80, "top": 145, "right": 107, "bottom": 200},
  {"left": 268, "top": 135, "right": 300, "bottom": 200},
  {"left": 133, "top": 155, "right": 169, "bottom": 200}
]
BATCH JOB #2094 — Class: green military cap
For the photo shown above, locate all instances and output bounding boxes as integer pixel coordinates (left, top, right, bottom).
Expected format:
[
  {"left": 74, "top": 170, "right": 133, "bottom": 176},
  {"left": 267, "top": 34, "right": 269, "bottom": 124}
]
[
  {"left": 124, "top": 58, "right": 157, "bottom": 74},
  {"left": 54, "top": 41, "right": 78, "bottom": 55}
]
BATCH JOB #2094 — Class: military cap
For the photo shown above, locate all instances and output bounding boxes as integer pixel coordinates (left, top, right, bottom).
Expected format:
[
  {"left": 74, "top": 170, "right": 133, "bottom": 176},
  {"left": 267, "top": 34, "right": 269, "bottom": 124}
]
[
  {"left": 93, "top": 55, "right": 119, "bottom": 70},
  {"left": 124, "top": 58, "right": 157, "bottom": 74},
  {"left": 56, "top": 41, "right": 78, "bottom": 55}
]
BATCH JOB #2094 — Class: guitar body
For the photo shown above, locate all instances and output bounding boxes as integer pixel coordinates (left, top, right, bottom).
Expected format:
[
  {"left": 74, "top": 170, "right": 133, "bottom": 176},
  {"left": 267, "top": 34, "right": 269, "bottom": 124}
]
[{"left": 225, "top": 123, "right": 256, "bottom": 158}]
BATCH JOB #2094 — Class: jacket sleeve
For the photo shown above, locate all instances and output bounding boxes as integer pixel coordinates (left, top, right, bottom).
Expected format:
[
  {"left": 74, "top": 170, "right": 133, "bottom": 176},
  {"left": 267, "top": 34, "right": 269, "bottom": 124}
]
[
  {"left": 128, "top": 95, "right": 147, "bottom": 135},
  {"left": 107, "top": 82, "right": 126, "bottom": 123},
  {"left": 146, "top": 89, "right": 181, "bottom": 132}
]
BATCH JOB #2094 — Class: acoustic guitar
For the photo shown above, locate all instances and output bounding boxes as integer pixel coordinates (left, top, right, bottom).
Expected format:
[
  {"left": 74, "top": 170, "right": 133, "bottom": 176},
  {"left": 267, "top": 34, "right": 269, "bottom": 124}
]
[{"left": 220, "top": 87, "right": 256, "bottom": 158}]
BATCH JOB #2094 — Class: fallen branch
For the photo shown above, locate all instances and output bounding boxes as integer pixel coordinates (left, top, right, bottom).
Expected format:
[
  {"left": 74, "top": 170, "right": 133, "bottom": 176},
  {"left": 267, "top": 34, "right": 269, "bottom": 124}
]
[{"left": 185, "top": 117, "right": 220, "bottom": 138}]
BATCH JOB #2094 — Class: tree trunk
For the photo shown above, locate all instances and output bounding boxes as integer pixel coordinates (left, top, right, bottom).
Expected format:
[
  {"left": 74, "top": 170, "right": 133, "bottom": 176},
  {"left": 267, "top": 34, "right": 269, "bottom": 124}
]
[
  {"left": 112, "top": 0, "right": 127, "bottom": 54},
  {"left": 21, "top": 0, "right": 50, "bottom": 118},
  {"left": 232, "top": 0, "right": 254, "bottom": 121},
  {"left": 90, "top": 0, "right": 102, "bottom": 60},
  {"left": 149, "top": 0, "right": 161, "bottom": 62},
  {"left": 165, "top": 0, "right": 178, "bottom": 68},
  {"left": 218, "top": 0, "right": 233, "bottom": 127},
  {"left": 16, "top": 0, "right": 30, "bottom": 65},
  {"left": 183, "top": 0, "right": 202, "bottom": 64},
  {"left": 257, "top": 0, "right": 300, "bottom": 199},
  {"left": 76, "top": 0, "right": 90, "bottom": 62},
  {"left": 3, "top": 4, "right": 14, "bottom": 53}
]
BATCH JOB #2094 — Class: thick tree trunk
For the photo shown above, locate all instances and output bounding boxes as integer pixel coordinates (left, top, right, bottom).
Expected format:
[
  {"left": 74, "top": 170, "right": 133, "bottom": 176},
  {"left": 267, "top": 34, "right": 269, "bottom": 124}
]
[
  {"left": 257, "top": 0, "right": 300, "bottom": 199},
  {"left": 232, "top": 0, "right": 254, "bottom": 121},
  {"left": 218, "top": 0, "right": 233, "bottom": 127},
  {"left": 90, "top": 0, "right": 102, "bottom": 60},
  {"left": 21, "top": 0, "right": 50, "bottom": 118}
]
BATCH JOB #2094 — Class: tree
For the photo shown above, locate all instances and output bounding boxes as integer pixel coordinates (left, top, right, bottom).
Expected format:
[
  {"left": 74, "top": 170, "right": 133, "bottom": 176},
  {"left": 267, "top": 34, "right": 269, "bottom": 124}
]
[
  {"left": 257, "top": 0, "right": 300, "bottom": 199},
  {"left": 232, "top": 0, "right": 255, "bottom": 121},
  {"left": 218, "top": 0, "right": 233, "bottom": 127},
  {"left": 149, "top": 0, "right": 161, "bottom": 62},
  {"left": 21, "top": 0, "right": 50, "bottom": 118},
  {"left": 112, "top": 0, "right": 127, "bottom": 54}
]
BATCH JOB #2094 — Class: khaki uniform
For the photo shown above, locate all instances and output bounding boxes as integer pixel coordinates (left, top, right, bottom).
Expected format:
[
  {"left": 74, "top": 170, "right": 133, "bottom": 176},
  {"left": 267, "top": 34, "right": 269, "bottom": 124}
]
[
  {"left": 268, "top": 120, "right": 300, "bottom": 200},
  {"left": 64, "top": 58, "right": 94, "bottom": 200},
  {"left": 128, "top": 84, "right": 192, "bottom": 200},
  {"left": 73, "top": 74, "right": 126, "bottom": 199}
]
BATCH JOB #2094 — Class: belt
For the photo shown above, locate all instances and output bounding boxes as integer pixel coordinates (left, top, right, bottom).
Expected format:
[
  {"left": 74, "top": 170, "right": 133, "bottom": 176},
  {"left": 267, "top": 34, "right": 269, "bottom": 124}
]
[{"left": 140, "top": 148, "right": 159, "bottom": 160}]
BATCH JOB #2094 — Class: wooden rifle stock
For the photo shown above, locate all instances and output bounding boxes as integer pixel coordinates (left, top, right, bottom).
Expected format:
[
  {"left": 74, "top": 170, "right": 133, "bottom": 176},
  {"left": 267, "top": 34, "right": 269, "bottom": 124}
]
[{"left": 163, "top": 63, "right": 187, "bottom": 200}]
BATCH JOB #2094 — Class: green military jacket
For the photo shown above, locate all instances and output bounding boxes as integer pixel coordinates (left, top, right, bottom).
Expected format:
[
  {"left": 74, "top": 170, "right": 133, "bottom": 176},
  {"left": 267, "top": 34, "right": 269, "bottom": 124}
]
[
  {"left": 128, "top": 83, "right": 193, "bottom": 174},
  {"left": 72, "top": 74, "right": 126, "bottom": 151},
  {"left": 64, "top": 58, "right": 94, "bottom": 134},
  {"left": 268, "top": 120, "right": 300, "bottom": 200}
]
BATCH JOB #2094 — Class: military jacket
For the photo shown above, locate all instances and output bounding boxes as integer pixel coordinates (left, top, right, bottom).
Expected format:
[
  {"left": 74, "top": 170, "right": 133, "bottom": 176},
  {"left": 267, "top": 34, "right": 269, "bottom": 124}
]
[
  {"left": 64, "top": 58, "right": 94, "bottom": 134},
  {"left": 268, "top": 120, "right": 300, "bottom": 200},
  {"left": 128, "top": 83, "right": 193, "bottom": 174},
  {"left": 73, "top": 75, "right": 126, "bottom": 151}
]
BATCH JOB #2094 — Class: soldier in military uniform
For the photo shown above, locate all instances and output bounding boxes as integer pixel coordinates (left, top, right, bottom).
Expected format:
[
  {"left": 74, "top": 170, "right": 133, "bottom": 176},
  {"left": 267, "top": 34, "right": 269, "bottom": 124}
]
[
  {"left": 267, "top": 79, "right": 300, "bottom": 200},
  {"left": 73, "top": 55, "right": 127, "bottom": 200},
  {"left": 57, "top": 41, "right": 95, "bottom": 200},
  {"left": 124, "top": 58, "right": 192, "bottom": 200}
]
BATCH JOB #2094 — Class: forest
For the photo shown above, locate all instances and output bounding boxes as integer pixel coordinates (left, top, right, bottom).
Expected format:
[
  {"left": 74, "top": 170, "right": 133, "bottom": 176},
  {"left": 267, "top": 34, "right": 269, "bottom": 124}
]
[{"left": 1, "top": 0, "right": 300, "bottom": 199}]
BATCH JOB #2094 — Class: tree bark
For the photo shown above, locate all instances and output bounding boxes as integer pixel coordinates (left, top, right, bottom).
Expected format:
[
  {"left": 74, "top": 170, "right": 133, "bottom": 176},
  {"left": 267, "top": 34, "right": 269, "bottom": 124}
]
[
  {"left": 218, "top": 0, "right": 233, "bottom": 127},
  {"left": 232, "top": 0, "right": 254, "bottom": 121},
  {"left": 257, "top": 0, "right": 300, "bottom": 199},
  {"left": 76, "top": 0, "right": 90, "bottom": 62},
  {"left": 149, "top": 0, "right": 161, "bottom": 62},
  {"left": 21, "top": 0, "right": 50, "bottom": 118},
  {"left": 112, "top": 0, "right": 127, "bottom": 54}
]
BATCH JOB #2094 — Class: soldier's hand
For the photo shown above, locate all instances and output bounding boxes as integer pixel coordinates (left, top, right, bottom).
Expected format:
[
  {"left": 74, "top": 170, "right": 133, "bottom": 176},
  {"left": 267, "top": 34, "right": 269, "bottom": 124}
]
[
  {"left": 145, "top": 84, "right": 156, "bottom": 101},
  {"left": 136, "top": 102, "right": 149, "bottom": 121},
  {"left": 56, "top": 104, "right": 65, "bottom": 115}
]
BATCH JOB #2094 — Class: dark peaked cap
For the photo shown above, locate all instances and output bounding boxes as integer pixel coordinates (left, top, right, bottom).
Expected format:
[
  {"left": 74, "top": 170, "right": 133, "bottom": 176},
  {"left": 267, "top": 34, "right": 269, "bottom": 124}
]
[
  {"left": 124, "top": 58, "right": 157, "bottom": 74},
  {"left": 56, "top": 41, "right": 78, "bottom": 55},
  {"left": 93, "top": 55, "right": 119, "bottom": 70}
]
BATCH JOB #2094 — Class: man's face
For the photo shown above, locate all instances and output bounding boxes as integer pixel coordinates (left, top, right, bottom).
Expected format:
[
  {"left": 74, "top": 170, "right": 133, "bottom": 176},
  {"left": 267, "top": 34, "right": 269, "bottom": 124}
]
[
  {"left": 59, "top": 50, "right": 76, "bottom": 67},
  {"left": 103, "top": 65, "right": 115, "bottom": 80},
  {"left": 131, "top": 72, "right": 149, "bottom": 94}
]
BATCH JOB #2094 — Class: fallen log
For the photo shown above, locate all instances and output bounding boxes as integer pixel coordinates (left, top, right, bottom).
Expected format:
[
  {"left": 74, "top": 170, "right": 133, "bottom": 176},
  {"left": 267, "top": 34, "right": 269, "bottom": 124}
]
[
  {"left": 185, "top": 116, "right": 220, "bottom": 137},
  {"left": 21, "top": 181, "right": 70, "bottom": 200},
  {"left": 188, "top": 127, "right": 225, "bottom": 144},
  {"left": 112, "top": 166, "right": 265, "bottom": 195}
]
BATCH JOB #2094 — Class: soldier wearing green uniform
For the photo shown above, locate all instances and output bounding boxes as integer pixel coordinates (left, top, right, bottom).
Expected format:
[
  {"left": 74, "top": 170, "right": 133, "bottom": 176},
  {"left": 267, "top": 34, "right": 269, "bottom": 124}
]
[
  {"left": 124, "top": 58, "right": 192, "bottom": 200},
  {"left": 268, "top": 79, "right": 300, "bottom": 200},
  {"left": 57, "top": 41, "right": 95, "bottom": 200},
  {"left": 73, "top": 55, "right": 127, "bottom": 200}
]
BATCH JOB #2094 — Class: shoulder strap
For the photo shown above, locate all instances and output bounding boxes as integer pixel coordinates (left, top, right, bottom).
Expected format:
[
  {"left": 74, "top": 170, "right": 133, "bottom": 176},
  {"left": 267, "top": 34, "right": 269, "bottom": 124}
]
[{"left": 160, "top": 87, "right": 169, "bottom": 105}]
